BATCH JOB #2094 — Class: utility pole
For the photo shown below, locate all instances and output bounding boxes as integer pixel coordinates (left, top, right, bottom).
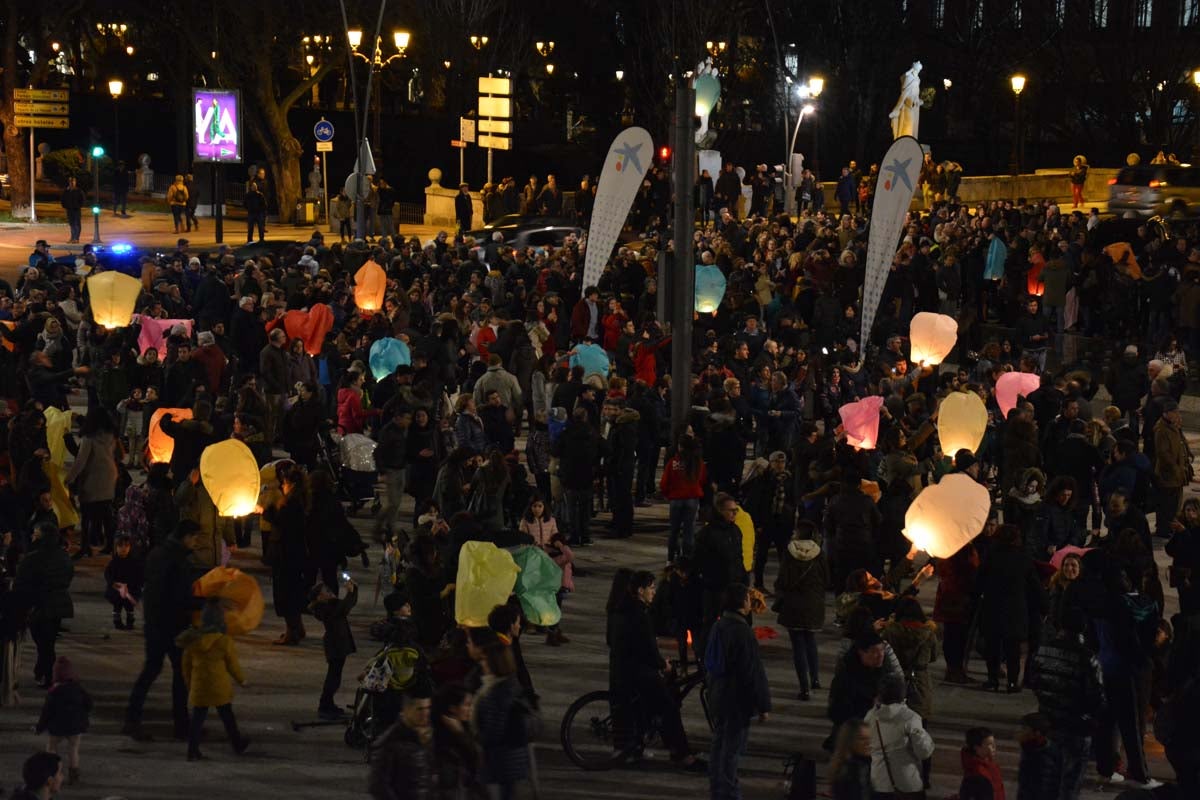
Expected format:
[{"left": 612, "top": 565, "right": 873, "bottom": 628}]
[{"left": 670, "top": 80, "right": 696, "bottom": 438}]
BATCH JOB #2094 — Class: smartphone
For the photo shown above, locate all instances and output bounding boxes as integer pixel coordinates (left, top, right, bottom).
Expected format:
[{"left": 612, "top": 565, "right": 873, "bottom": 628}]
[{"left": 339, "top": 571, "right": 351, "bottom": 583}]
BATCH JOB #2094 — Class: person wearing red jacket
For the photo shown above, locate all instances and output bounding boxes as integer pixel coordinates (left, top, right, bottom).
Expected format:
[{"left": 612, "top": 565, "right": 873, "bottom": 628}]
[
  {"left": 959, "top": 727, "right": 1006, "bottom": 800},
  {"left": 660, "top": 434, "right": 708, "bottom": 562},
  {"left": 601, "top": 298, "right": 628, "bottom": 353},
  {"left": 633, "top": 325, "right": 672, "bottom": 386}
]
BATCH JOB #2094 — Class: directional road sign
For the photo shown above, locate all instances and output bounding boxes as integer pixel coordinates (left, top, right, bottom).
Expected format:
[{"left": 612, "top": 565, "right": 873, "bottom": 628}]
[
  {"left": 14, "top": 115, "right": 70, "bottom": 129},
  {"left": 13, "top": 88, "right": 68, "bottom": 102},
  {"left": 14, "top": 102, "right": 69, "bottom": 115}
]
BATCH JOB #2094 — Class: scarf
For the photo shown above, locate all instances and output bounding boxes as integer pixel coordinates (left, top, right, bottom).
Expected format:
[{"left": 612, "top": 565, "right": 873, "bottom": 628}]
[{"left": 772, "top": 470, "right": 790, "bottom": 516}]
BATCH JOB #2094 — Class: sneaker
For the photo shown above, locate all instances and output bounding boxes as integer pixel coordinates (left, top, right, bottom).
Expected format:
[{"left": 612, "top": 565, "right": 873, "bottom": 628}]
[
  {"left": 1124, "top": 779, "right": 1162, "bottom": 790},
  {"left": 1101, "top": 773, "right": 1125, "bottom": 784},
  {"left": 232, "top": 736, "right": 251, "bottom": 755}
]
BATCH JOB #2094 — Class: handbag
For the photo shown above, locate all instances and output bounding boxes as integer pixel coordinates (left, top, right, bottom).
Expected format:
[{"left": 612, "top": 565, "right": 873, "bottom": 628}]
[{"left": 874, "top": 718, "right": 923, "bottom": 800}]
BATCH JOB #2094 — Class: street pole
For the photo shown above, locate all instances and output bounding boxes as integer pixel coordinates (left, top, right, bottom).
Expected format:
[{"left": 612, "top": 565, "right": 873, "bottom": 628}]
[
  {"left": 29, "top": 130, "right": 37, "bottom": 223},
  {"left": 322, "top": 152, "right": 330, "bottom": 227},
  {"left": 670, "top": 79, "right": 696, "bottom": 438},
  {"left": 487, "top": 146, "right": 493, "bottom": 185},
  {"left": 215, "top": 165, "right": 224, "bottom": 244},
  {"left": 91, "top": 156, "right": 101, "bottom": 244},
  {"left": 459, "top": 147, "right": 465, "bottom": 187},
  {"left": 113, "top": 98, "right": 120, "bottom": 164},
  {"left": 1010, "top": 93, "right": 1020, "bottom": 175}
]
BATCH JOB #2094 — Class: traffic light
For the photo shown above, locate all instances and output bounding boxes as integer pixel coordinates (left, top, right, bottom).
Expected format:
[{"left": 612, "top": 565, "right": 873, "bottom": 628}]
[
  {"left": 658, "top": 145, "right": 671, "bottom": 162},
  {"left": 91, "top": 145, "right": 105, "bottom": 158}
]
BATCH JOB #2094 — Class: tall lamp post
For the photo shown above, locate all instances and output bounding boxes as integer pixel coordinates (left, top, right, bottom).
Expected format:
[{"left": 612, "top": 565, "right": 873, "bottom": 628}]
[
  {"left": 1192, "top": 69, "right": 1200, "bottom": 161},
  {"left": 785, "top": 76, "right": 824, "bottom": 213},
  {"left": 347, "top": 28, "right": 410, "bottom": 172},
  {"left": 1010, "top": 73, "right": 1026, "bottom": 175},
  {"left": 90, "top": 145, "right": 105, "bottom": 244},
  {"left": 108, "top": 79, "right": 123, "bottom": 162}
]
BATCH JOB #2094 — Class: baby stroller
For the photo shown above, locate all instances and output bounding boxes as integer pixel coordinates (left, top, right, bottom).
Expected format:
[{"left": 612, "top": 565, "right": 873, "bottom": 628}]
[
  {"left": 317, "top": 429, "right": 379, "bottom": 513},
  {"left": 343, "top": 641, "right": 428, "bottom": 756}
]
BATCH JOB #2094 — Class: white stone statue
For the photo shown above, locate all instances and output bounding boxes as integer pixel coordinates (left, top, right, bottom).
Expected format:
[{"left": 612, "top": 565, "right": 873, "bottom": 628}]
[
  {"left": 888, "top": 61, "right": 922, "bottom": 140},
  {"left": 136, "top": 153, "right": 154, "bottom": 192}
]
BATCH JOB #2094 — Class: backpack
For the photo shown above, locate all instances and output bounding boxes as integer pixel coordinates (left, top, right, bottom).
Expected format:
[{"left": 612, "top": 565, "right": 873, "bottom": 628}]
[{"left": 703, "top": 620, "right": 726, "bottom": 678}]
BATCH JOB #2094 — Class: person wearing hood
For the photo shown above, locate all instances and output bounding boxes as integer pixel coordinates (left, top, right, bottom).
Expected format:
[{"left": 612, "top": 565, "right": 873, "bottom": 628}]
[
  {"left": 863, "top": 675, "right": 935, "bottom": 798},
  {"left": 1003, "top": 467, "right": 1045, "bottom": 557},
  {"left": 64, "top": 407, "right": 122, "bottom": 558},
  {"left": 705, "top": 398, "right": 746, "bottom": 495},
  {"left": 602, "top": 400, "right": 639, "bottom": 539},
  {"left": 880, "top": 597, "right": 939, "bottom": 788},
  {"left": 774, "top": 522, "right": 828, "bottom": 700},
  {"left": 178, "top": 599, "right": 250, "bottom": 760},
  {"left": 123, "top": 520, "right": 205, "bottom": 742},
  {"left": 13, "top": 522, "right": 74, "bottom": 689}
]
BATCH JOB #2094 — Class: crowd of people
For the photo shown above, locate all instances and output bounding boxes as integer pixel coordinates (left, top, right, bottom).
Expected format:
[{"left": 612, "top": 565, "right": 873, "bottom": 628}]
[{"left": 2, "top": 157, "right": 1200, "bottom": 800}]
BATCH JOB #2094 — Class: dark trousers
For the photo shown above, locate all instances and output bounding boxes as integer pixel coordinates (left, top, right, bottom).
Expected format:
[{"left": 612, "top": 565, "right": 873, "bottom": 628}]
[
  {"left": 942, "top": 621, "right": 969, "bottom": 672},
  {"left": 320, "top": 657, "right": 346, "bottom": 710},
  {"left": 29, "top": 615, "right": 60, "bottom": 683},
  {"left": 339, "top": 218, "right": 352, "bottom": 239},
  {"left": 171, "top": 205, "right": 185, "bottom": 230},
  {"left": 81, "top": 500, "right": 115, "bottom": 554},
  {"left": 114, "top": 190, "right": 127, "bottom": 215},
  {"left": 1096, "top": 671, "right": 1149, "bottom": 782},
  {"left": 66, "top": 209, "right": 82, "bottom": 241},
  {"left": 1055, "top": 733, "right": 1090, "bottom": 800},
  {"left": 787, "top": 628, "right": 819, "bottom": 690},
  {"left": 709, "top": 717, "right": 750, "bottom": 800},
  {"left": 186, "top": 205, "right": 199, "bottom": 229},
  {"left": 188, "top": 703, "right": 240, "bottom": 753},
  {"left": 247, "top": 213, "right": 265, "bottom": 242},
  {"left": 104, "top": 586, "right": 136, "bottom": 613},
  {"left": 752, "top": 523, "right": 788, "bottom": 588},
  {"left": 564, "top": 488, "right": 591, "bottom": 545},
  {"left": 126, "top": 635, "right": 189, "bottom": 734},
  {"left": 635, "top": 442, "right": 659, "bottom": 500},
  {"left": 1156, "top": 486, "right": 1183, "bottom": 540},
  {"left": 985, "top": 633, "right": 1022, "bottom": 686},
  {"left": 608, "top": 472, "right": 634, "bottom": 537}
]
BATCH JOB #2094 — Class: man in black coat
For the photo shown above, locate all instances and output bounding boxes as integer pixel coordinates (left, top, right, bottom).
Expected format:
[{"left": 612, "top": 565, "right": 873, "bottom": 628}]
[
  {"left": 706, "top": 583, "right": 771, "bottom": 798},
  {"left": 244, "top": 181, "right": 266, "bottom": 242},
  {"left": 826, "top": 631, "right": 887, "bottom": 750},
  {"left": 191, "top": 266, "right": 232, "bottom": 329},
  {"left": 229, "top": 295, "right": 267, "bottom": 380},
  {"left": 694, "top": 494, "right": 746, "bottom": 631},
  {"left": 60, "top": 177, "right": 85, "bottom": 243},
  {"left": 553, "top": 408, "right": 599, "bottom": 546},
  {"left": 823, "top": 476, "right": 883, "bottom": 592},
  {"left": 159, "top": 400, "right": 218, "bottom": 481},
  {"left": 123, "top": 521, "right": 204, "bottom": 741},
  {"left": 602, "top": 401, "right": 639, "bottom": 538},
  {"left": 455, "top": 183, "right": 473, "bottom": 234},
  {"left": 13, "top": 523, "right": 74, "bottom": 688}
]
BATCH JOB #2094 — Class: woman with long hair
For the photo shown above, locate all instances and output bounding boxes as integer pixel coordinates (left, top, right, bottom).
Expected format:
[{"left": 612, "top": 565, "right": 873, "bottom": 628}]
[
  {"left": 431, "top": 682, "right": 483, "bottom": 798},
  {"left": 829, "top": 719, "right": 872, "bottom": 800},
  {"left": 66, "top": 407, "right": 122, "bottom": 558},
  {"left": 262, "top": 463, "right": 311, "bottom": 645},
  {"left": 660, "top": 434, "right": 707, "bottom": 562}
]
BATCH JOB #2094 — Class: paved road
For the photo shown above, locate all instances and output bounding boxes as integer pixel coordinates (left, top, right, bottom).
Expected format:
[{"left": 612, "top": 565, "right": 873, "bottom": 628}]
[{"left": 1, "top": 425, "right": 1190, "bottom": 798}]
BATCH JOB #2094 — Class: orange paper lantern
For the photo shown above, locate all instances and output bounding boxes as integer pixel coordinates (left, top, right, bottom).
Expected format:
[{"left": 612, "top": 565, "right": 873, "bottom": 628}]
[
  {"left": 354, "top": 259, "right": 387, "bottom": 314},
  {"left": 199, "top": 439, "right": 261, "bottom": 517},
  {"left": 147, "top": 407, "right": 193, "bottom": 464},
  {"left": 282, "top": 303, "right": 335, "bottom": 356}
]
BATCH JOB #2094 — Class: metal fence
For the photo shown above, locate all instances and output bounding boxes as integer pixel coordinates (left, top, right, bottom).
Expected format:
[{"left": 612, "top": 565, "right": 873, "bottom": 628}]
[{"left": 395, "top": 201, "right": 424, "bottom": 225}]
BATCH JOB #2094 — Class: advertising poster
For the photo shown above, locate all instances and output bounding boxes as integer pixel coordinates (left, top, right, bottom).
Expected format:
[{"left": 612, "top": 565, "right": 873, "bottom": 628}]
[{"left": 193, "top": 89, "right": 242, "bottom": 163}]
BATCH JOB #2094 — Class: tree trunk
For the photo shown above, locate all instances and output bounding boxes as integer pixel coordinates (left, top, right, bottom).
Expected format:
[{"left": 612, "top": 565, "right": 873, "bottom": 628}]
[{"left": 1, "top": 4, "right": 32, "bottom": 219}]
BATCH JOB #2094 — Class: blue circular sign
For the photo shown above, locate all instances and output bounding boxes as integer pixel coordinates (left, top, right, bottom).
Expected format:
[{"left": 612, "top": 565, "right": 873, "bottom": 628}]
[{"left": 314, "top": 120, "right": 335, "bottom": 142}]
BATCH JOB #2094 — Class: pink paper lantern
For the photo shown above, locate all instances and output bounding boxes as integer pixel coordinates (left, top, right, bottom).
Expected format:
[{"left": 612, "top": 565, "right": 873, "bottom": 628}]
[
  {"left": 995, "top": 371, "right": 1041, "bottom": 418},
  {"left": 838, "top": 395, "right": 885, "bottom": 450}
]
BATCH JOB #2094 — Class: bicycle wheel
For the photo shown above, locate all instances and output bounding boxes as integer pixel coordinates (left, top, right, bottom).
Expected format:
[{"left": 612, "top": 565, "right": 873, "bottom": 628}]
[{"left": 560, "top": 690, "right": 631, "bottom": 771}]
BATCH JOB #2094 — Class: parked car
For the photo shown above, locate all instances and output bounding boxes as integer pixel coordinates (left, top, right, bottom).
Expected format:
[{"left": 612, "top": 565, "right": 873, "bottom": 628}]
[
  {"left": 463, "top": 215, "right": 582, "bottom": 250},
  {"left": 1108, "top": 164, "right": 1200, "bottom": 219}
]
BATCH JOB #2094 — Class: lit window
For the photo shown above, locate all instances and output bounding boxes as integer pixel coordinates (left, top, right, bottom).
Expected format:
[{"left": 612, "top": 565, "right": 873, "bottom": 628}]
[
  {"left": 1055, "top": 0, "right": 1066, "bottom": 25},
  {"left": 1013, "top": 0, "right": 1022, "bottom": 27},
  {"left": 970, "top": 0, "right": 983, "bottom": 30},
  {"left": 1184, "top": 0, "right": 1200, "bottom": 26},
  {"left": 1093, "top": 0, "right": 1109, "bottom": 28},
  {"left": 932, "top": 0, "right": 945, "bottom": 28},
  {"left": 1136, "top": 0, "right": 1153, "bottom": 27}
]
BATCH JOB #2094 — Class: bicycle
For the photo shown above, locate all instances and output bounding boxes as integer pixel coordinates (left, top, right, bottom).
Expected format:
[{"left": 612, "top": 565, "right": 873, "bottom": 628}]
[{"left": 560, "top": 668, "right": 712, "bottom": 771}]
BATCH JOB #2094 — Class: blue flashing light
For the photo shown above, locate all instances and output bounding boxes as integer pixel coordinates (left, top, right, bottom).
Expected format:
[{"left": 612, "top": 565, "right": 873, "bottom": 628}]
[{"left": 111, "top": 242, "right": 133, "bottom": 255}]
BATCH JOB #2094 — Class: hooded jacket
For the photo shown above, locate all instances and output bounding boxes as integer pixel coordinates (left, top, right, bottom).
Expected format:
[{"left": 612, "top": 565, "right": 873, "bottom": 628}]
[
  {"left": 863, "top": 701, "right": 934, "bottom": 794},
  {"left": 604, "top": 408, "right": 640, "bottom": 476},
  {"left": 774, "top": 538, "right": 828, "bottom": 630},
  {"left": 706, "top": 610, "right": 772, "bottom": 725},
  {"left": 178, "top": 627, "right": 245, "bottom": 707},
  {"left": 13, "top": 529, "right": 74, "bottom": 620},
  {"left": 880, "top": 619, "right": 939, "bottom": 719}
]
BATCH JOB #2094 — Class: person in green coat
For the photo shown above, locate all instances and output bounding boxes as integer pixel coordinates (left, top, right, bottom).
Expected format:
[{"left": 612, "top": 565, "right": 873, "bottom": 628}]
[
  {"left": 880, "top": 595, "right": 939, "bottom": 788},
  {"left": 14, "top": 522, "right": 74, "bottom": 688}
]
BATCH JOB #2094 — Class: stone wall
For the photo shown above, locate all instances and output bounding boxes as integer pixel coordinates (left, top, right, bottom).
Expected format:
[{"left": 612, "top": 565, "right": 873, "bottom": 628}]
[
  {"left": 818, "top": 168, "right": 1119, "bottom": 209},
  {"left": 423, "top": 168, "right": 481, "bottom": 229}
]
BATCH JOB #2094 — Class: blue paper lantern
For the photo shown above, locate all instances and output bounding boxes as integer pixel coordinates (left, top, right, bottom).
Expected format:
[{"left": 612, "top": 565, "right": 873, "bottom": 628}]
[
  {"left": 694, "top": 263, "right": 727, "bottom": 313},
  {"left": 368, "top": 337, "right": 411, "bottom": 381}
]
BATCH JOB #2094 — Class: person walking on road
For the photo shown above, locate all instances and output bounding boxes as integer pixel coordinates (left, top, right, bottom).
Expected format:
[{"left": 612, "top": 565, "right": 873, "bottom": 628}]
[
  {"left": 705, "top": 582, "right": 772, "bottom": 800},
  {"left": 244, "top": 182, "right": 266, "bottom": 243},
  {"left": 61, "top": 177, "right": 85, "bottom": 243}
]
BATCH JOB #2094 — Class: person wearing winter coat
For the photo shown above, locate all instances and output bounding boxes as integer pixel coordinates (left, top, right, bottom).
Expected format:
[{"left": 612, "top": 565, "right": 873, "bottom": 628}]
[
  {"left": 959, "top": 728, "right": 1005, "bottom": 800},
  {"left": 975, "top": 524, "right": 1047, "bottom": 691},
  {"left": 35, "top": 656, "right": 92, "bottom": 785},
  {"left": 13, "top": 522, "right": 73, "bottom": 689},
  {"left": 880, "top": 597, "right": 938, "bottom": 723},
  {"left": 603, "top": 400, "right": 640, "bottom": 538},
  {"left": 472, "top": 355, "right": 523, "bottom": 412},
  {"left": 472, "top": 645, "right": 534, "bottom": 798},
  {"left": 370, "top": 689, "right": 435, "bottom": 800},
  {"left": 827, "top": 632, "right": 889, "bottom": 751},
  {"left": 310, "top": 578, "right": 358, "bottom": 720},
  {"left": 774, "top": 525, "right": 828, "bottom": 699},
  {"left": 174, "top": 471, "right": 235, "bottom": 569},
  {"left": 706, "top": 583, "right": 772, "bottom": 799},
  {"left": 660, "top": 434, "right": 707, "bottom": 562},
  {"left": 863, "top": 676, "right": 935, "bottom": 797},
  {"left": 262, "top": 465, "right": 311, "bottom": 645},
  {"left": 553, "top": 408, "right": 600, "bottom": 546},
  {"left": 103, "top": 534, "right": 145, "bottom": 630},
  {"left": 829, "top": 719, "right": 873, "bottom": 800},
  {"left": 741, "top": 451, "right": 796, "bottom": 589},
  {"left": 694, "top": 494, "right": 746, "bottom": 627},
  {"left": 1025, "top": 607, "right": 1106, "bottom": 800},
  {"left": 932, "top": 543, "right": 980, "bottom": 684},
  {"left": 158, "top": 400, "right": 218, "bottom": 482},
  {"left": 177, "top": 600, "right": 250, "bottom": 760},
  {"left": 823, "top": 476, "right": 883, "bottom": 593},
  {"left": 64, "top": 408, "right": 122, "bottom": 558}
]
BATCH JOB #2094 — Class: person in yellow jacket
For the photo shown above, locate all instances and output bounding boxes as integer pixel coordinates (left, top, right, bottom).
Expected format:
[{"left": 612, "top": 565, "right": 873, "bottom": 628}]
[{"left": 177, "top": 599, "right": 251, "bottom": 761}]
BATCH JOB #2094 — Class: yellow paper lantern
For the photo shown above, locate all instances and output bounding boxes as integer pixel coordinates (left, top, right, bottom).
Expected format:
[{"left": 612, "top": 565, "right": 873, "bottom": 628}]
[
  {"left": 734, "top": 507, "right": 756, "bottom": 572},
  {"left": 454, "top": 541, "right": 521, "bottom": 626},
  {"left": 937, "top": 391, "right": 988, "bottom": 457},
  {"left": 908, "top": 312, "right": 958, "bottom": 367},
  {"left": 199, "top": 439, "right": 262, "bottom": 517},
  {"left": 193, "top": 567, "right": 265, "bottom": 635},
  {"left": 354, "top": 259, "right": 387, "bottom": 314},
  {"left": 903, "top": 473, "right": 991, "bottom": 558},
  {"left": 147, "top": 407, "right": 193, "bottom": 464},
  {"left": 87, "top": 270, "right": 142, "bottom": 329}
]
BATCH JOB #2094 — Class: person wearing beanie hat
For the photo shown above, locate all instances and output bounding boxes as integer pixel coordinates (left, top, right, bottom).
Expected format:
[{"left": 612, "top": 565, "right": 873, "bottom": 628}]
[
  {"left": 35, "top": 655, "right": 93, "bottom": 785},
  {"left": 954, "top": 448, "right": 979, "bottom": 478},
  {"left": 826, "top": 628, "right": 889, "bottom": 751},
  {"left": 177, "top": 599, "right": 250, "bottom": 760}
]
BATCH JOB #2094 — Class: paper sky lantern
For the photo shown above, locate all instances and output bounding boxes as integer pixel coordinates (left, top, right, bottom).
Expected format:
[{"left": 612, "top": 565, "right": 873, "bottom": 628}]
[
  {"left": 937, "top": 391, "right": 988, "bottom": 456},
  {"left": 369, "top": 337, "right": 412, "bottom": 380},
  {"left": 136, "top": 317, "right": 193, "bottom": 356},
  {"left": 513, "top": 546, "right": 564, "bottom": 626},
  {"left": 0, "top": 321, "right": 14, "bottom": 352},
  {"left": 43, "top": 407, "right": 78, "bottom": 528},
  {"left": 694, "top": 263, "right": 727, "bottom": 313},
  {"left": 839, "top": 395, "right": 885, "bottom": 450},
  {"left": 734, "top": 507, "right": 756, "bottom": 572},
  {"left": 454, "top": 541, "right": 520, "bottom": 626},
  {"left": 903, "top": 472, "right": 991, "bottom": 558},
  {"left": 193, "top": 567, "right": 265, "bottom": 635},
  {"left": 908, "top": 312, "right": 958, "bottom": 367},
  {"left": 199, "top": 439, "right": 261, "bottom": 517},
  {"left": 87, "top": 270, "right": 142, "bottom": 329},
  {"left": 148, "top": 407, "right": 193, "bottom": 464},
  {"left": 282, "top": 303, "right": 335, "bottom": 356},
  {"left": 354, "top": 259, "right": 387, "bottom": 313},
  {"left": 995, "top": 371, "right": 1041, "bottom": 418}
]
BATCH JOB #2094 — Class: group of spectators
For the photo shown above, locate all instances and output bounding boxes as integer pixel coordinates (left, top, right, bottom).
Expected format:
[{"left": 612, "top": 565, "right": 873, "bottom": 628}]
[{"left": 1, "top": 157, "right": 1200, "bottom": 800}]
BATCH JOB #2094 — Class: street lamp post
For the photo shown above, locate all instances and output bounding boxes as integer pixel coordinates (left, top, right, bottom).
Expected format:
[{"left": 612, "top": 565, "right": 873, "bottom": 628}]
[
  {"left": 1192, "top": 69, "right": 1200, "bottom": 161},
  {"left": 347, "top": 28, "right": 410, "bottom": 173},
  {"left": 785, "top": 77, "right": 823, "bottom": 213},
  {"left": 1010, "top": 74, "right": 1026, "bottom": 175},
  {"left": 90, "top": 145, "right": 104, "bottom": 244},
  {"left": 108, "top": 79, "right": 123, "bottom": 162}
]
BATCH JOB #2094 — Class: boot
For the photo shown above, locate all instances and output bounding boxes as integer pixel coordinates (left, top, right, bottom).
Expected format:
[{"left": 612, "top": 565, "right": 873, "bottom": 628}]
[
  {"left": 121, "top": 720, "right": 153, "bottom": 742},
  {"left": 186, "top": 747, "right": 206, "bottom": 761},
  {"left": 113, "top": 611, "right": 123, "bottom": 630},
  {"left": 68, "top": 767, "right": 80, "bottom": 785},
  {"left": 233, "top": 735, "right": 251, "bottom": 755},
  {"left": 124, "top": 610, "right": 136, "bottom": 631}
]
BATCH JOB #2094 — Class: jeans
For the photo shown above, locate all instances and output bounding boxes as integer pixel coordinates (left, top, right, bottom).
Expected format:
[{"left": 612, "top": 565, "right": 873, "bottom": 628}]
[
  {"left": 81, "top": 500, "right": 115, "bottom": 554},
  {"left": 171, "top": 205, "right": 186, "bottom": 230},
  {"left": 320, "top": 657, "right": 345, "bottom": 711},
  {"left": 635, "top": 442, "right": 659, "bottom": 501},
  {"left": 66, "top": 209, "right": 82, "bottom": 241},
  {"left": 1055, "top": 733, "right": 1090, "bottom": 800},
  {"left": 709, "top": 717, "right": 751, "bottom": 800},
  {"left": 188, "top": 703, "right": 241, "bottom": 754},
  {"left": 379, "top": 214, "right": 394, "bottom": 238},
  {"left": 667, "top": 498, "right": 699, "bottom": 561},
  {"left": 564, "top": 488, "right": 592, "bottom": 545},
  {"left": 125, "top": 635, "right": 189, "bottom": 735},
  {"left": 376, "top": 468, "right": 407, "bottom": 534},
  {"left": 29, "top": 616, "right": 59, "bottom": 683},
  {"left": 787, "top": 628, "right": 819, "bottom": 690},
  {"left": 1096, "top": 671, "right": 1149, "bottom": 782}
]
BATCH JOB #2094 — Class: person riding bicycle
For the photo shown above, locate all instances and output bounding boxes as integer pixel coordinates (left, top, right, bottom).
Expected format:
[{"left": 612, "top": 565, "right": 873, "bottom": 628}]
[{"left": 606, "top": 570, "right": 707, "bottom": 772}]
